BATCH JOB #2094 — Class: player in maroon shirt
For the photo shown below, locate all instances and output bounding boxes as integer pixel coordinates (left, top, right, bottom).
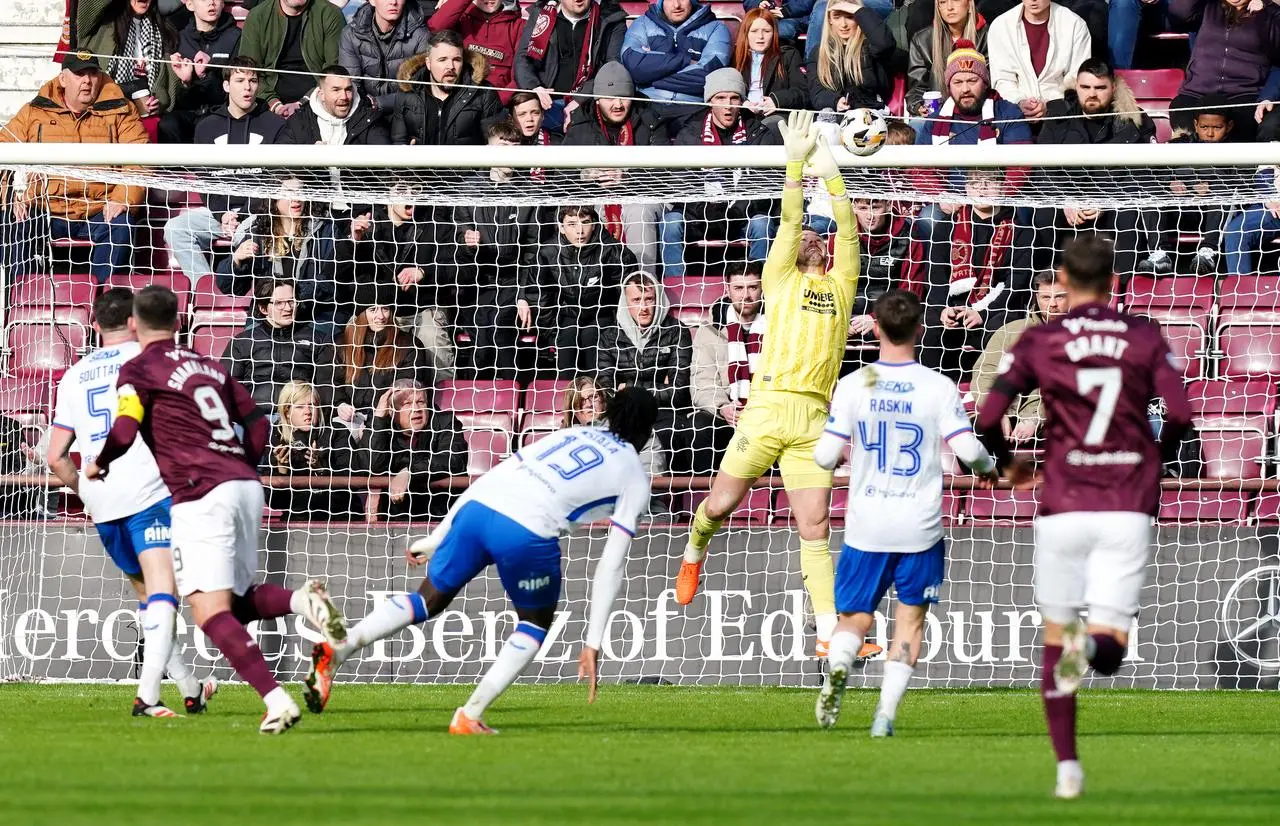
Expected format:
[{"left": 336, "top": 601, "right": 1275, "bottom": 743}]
[
  {"left": 86, "top": 286, "right": 349, "bottom": 734},
  {"left": 976, "top": 234, "right": 1192, "bottom": 799}
]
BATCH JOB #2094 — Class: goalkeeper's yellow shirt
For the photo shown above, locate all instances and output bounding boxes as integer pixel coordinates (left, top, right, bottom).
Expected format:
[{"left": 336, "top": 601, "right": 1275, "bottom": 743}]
[{"left": 751, "top": 184, "right": 860, "bottom": 398}]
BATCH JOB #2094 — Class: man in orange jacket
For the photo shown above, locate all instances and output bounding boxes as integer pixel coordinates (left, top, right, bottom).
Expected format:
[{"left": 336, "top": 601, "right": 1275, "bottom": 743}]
[{"left": 1, "top": 51, "right": 149, "bottom": 283}]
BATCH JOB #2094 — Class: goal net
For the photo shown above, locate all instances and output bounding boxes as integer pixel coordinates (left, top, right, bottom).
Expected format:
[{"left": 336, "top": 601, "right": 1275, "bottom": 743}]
[{"left": 0, "top": 142, "right": 1276, "bottom": 690}]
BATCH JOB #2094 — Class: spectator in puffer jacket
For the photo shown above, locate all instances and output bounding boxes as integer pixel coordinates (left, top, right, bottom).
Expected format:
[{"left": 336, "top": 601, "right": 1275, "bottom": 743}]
[
  {"left": 280, "top": 66, "right": 391, "bottom": 144},
  {"left": 621, "top": 0, "right": 732, "bottom": 124},
  {"left": 160, "top": 0, "right": 242, "bottom": 143},
  {"left": 223, "top": 279, "right": 332, "bottom": 412},
  {"left": 451, "top": 121, "right": 547, "bottom": 379},
  {"left": 391, "top": 29, "right": 505, "bottom": 144},
  {"left": 688, "top": 265, "right": 764, "bottom": 473},
  {"left": 164, "top": 58, "right": 286, "bottom": 283},
  {"left": 807, "top": 0, "right": 897, "bottom": 113},
  {"left": 429, "top": 0, "right": 524, "bottom": 103},
  {"left": 515, "top": 0, "right": 629, "bottom": 133},
  {"left": 529, "top": 205, "right": 638, "bottom": 375},
  {"left": 1168, "top": 0, "right": 1280, "bottom": 142},
  {"left": 339, "top": 0, "right": 431, "bottom": 111},
  {"left": 596, "top": 271, "right": 694, "bottom": 471}
]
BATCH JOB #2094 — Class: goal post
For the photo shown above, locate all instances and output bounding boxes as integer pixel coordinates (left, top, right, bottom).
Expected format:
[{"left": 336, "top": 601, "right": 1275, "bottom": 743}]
[{"left": 0, "top": 143, "right": 1277, "bottom": 689}]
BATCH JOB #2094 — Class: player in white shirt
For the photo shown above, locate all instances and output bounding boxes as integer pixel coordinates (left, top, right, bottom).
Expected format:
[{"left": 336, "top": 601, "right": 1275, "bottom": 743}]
[
  {"left": 46, "top": 288, "right": 214, "bottom": 718},
  {"left": 812, "top": 291, "right": 996, "bottom": 735},
  {"left": 305, "top": 387, "right": 659, "bottom": 734}
]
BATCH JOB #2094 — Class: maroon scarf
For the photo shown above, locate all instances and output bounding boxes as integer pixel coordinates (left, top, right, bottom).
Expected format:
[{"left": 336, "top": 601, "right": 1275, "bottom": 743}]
[
  {"left": 530, "top": 128, "right": 553, "bottom": 181},
  {"left": 525, "top": 0, "right": 602, "bottom": 96},
  {"left": 701, "top": 112, "right": 749, "bottom": 145},
  {"left": 931, "top": 90, "right": 1001, "bottom": 144},
  {"left": 724, "top": 305, "right": 765, "bottom": 404},
  {"left": 950, "top": 206, "right": 1014, "bottom": 305},
  {"left": 600, "top": 108, "right": 633, "bottom": 242}
]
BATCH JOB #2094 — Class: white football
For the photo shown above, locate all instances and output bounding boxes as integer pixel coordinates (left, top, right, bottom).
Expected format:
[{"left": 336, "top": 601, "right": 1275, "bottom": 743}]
[{"left": 839, "top": 108, "right": 887, "bottom": 157}]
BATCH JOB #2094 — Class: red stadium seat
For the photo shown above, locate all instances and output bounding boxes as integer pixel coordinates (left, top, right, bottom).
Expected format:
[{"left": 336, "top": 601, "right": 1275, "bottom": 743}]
[
  {"left": 460, "top": 425, "right": 512, "bottom": 475},
  {"left": 688, "top": 487, "right": 773, "bottom": 525},
  {"left": 665, "top": 276, "right": 726, "bottom": 309},
  {"left": 1126, "top": 274, "right": 1214, "bottom": 312},
  {"left": 1252, "top": 492, "right": 1280, "bottom": 524},
  {"left": 888, "top": 73, "right": 907, "bottom": 118},
  {"left": 435, "top": 380, "right": 520, "bottom": 419},
  {"left": 518, "top": 412, "right": 562, "bottom": 447},
  {"left": 1116, "top": 69, "right": 1184, "bottom": 111},
  {"left": 965, "top": 489, "right": 1039, "bottom": 524},
  {"left": 671, "top": 304, "right": 713, "bottom": 328},
  {"left": 1141, "top": 307, "right": 1206, "bottom": 379},
  {"left": 10, "top": 273, "right": 97, "bottom": 309},
  {"left": 1197, "top": 428, "right": 1266, "bottom": 478},
  {"left": 1217, "top": 311, "right": 1280, "bottom": 378},
  {"left": 4, "top": 307, "right": 92, "bottom": 378},
  {"left": 1187, "top": 380, "right": 1274, "bottom": 479},
  {"left": 1187, "top": 379, "right": 1277, "bottom": 416},
  {"left": 189, "top": 310, "right": 246, "bottom": 360},
  {"left": 524, "top": 379, "right": 571, "bottom": 416},
  {"left": 192, "top": 273, "right": 252, "bottom": 311},
  {"left": 108, "top": 271, "right": 191, "bottom": 317},
  {"left": 0, "top": 377, "right": 55, "bottom": 430},
  {"left": 1158, "top": 491, "right": 1249, "bottom": 523},
  {"left": 1217, "top": 275, "right": 1280, "bottom": 311}
]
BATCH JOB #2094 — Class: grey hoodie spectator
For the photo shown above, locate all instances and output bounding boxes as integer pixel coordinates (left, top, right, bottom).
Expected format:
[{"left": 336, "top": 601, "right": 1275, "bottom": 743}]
[
  {"left": 596, "top": 271, "right": 693, "bottom": 467},
  {"left": 339, "top": 0, "right": 431, "bottom": 111},
  {"left": 280, "top": 67, "right": 392, "bottom": 145}
]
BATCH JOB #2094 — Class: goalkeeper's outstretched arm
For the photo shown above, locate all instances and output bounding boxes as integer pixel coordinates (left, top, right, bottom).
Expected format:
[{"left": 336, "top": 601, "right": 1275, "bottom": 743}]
[
  {"left": 764, "top": 111, "right": 819, "bottom": 279},
  {"left": 806, "top": 135, "right": 860, "bottom": 286}
]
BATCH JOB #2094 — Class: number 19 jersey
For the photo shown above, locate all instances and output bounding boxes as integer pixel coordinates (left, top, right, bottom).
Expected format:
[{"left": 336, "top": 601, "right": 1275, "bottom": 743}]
[
  {"left": 827, "top": 361, "right": 974, "bottom": 554},
  {"left": 465, "top": 426, "right": 652, "bottom": 539},
  {"left": 53, "top": 342, "right": 168, "bottom": 523}
]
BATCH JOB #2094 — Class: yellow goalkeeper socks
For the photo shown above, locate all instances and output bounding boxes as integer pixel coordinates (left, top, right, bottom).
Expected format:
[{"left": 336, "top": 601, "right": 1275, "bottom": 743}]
[
  {"left": 685, "top": 501, "right": 724, "bottom": 563},
  {"left": 800, "top": 538, "right": 837, "bottom": 639}
]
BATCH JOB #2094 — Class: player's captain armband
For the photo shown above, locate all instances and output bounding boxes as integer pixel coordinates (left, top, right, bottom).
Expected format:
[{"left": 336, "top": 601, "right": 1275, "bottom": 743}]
[{"left": 115, "top": 385, "right": 144, "bottom": 422}]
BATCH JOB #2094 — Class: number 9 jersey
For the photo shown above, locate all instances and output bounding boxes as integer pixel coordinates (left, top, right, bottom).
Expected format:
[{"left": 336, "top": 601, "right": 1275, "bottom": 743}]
[
  {"left": 464, "top": 426, "right": 652, "bottom": 540},
  {"left": 824, "top": 361, "right": 984, "bottom": 554}
]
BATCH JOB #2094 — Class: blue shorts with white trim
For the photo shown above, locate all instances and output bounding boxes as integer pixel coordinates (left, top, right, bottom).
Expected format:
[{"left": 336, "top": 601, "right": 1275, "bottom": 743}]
[
  {"left": 428, "top": 500, "right": 563, "bottom": 611},
  {"left": 834, "top": 539, "right": 945, "bottom": 615},
  {"left": 95, "top": 498, "right": 173, "bottom": 578}
]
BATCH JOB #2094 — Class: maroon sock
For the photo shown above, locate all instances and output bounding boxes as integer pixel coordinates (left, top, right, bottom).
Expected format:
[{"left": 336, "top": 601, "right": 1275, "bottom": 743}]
[
  {"left": 231, "top": 583, "right": 295, "bottom": 624},
  {"left": 1088, "top": 633, "right": 1125, "bottom": 676},
  {"left": 202, "top": 611, "right": 279, "bottom": 698},
  {"left": 1041, "top": 644, "right": 1078, "bottom": 762}
]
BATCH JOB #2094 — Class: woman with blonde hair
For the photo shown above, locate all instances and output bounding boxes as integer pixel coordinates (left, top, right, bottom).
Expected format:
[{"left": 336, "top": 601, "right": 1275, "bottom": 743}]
[
  {"left": 806, "top": 0, "right": 898, "bottom": 113},
  {"left": 267, "top": 380, "right": 358, "bottom": 519},
  {"left": 907, "top": 0, "right": 988, "bottom": 118}
]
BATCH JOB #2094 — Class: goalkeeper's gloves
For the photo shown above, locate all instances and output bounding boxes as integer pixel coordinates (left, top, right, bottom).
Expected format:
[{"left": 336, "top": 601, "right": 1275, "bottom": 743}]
[
  {"left": 778, "top": 110, "right": 816, "bottom": 180},
  {"left": 807, "top": 135, "right": 845, "bottom": 194}
]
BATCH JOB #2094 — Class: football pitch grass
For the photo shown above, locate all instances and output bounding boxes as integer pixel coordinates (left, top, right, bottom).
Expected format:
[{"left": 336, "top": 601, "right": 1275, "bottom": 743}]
[{"left": 1, "top": 684, "right": 1276, "bottom": 826}]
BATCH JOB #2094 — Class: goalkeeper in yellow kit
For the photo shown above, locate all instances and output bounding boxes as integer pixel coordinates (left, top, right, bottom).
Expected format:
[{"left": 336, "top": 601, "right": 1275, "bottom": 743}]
[{"left": 674, "top": 110, "right": 863, "bottom": 656}]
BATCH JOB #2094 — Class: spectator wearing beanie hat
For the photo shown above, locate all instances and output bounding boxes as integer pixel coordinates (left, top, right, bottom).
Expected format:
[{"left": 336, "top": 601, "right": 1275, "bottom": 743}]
[
  {"left": 914, "top": 39, "right": 1030, "bottom": 148},
  {"left": 662, "top": 67, "right": 781, "bottom": 276}
]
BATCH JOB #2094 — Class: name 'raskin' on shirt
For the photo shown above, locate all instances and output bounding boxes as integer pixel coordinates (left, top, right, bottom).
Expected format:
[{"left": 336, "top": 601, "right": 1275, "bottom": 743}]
[{"left": 870, "top": 398, "right": 913, "bottom": 414}]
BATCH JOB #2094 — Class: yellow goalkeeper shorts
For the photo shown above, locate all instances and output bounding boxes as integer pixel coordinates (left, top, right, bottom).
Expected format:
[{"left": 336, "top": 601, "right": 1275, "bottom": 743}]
[{"left": 717, "top": 390, "right": 834, "bottom": 492}]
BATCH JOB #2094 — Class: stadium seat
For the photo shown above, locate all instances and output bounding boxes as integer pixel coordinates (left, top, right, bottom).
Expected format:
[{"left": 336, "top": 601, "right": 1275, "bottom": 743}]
[
  {"left": 965, "top": 489, "right": 1039, "bottom": 524},
  {"left": 671, "top": 304, "right": 713, "bottom": 328},
  {"left": 1126, "top": 273, "right": 1214, "bottom": 312},
  {"left": 1187, "top": 380, "right": 1274, "bottom": 478},
  {"left": 108, "top": 271, "right": 191, "bottom": 317},
  {"left": 1141, "top": 307, "right": 1207, "bottom": 379},
  {"left": 1216, "top": 311, "right": 1280, "bottom": 378},
  {"left": 518, "top": 412, "right": 561, "bottom": 447},
  {"left": 1116, "top": 69, "right": 1184, "bottom": 112},
  {"left": 192, "top": 273, "right": 252, "bottom": 311},
  {"left": 1216, "top": 275, "right": 1280, "bottom": 311},
  {"left": 1251, "top": 491, "right": 1280, "bottom": 524},
  {"left": 521, "top": 380, "right": 570, "bottom": 443},
  {"left": 459, "top": 418, "right": 513, "bottom": 475},
  {"left": 1158, "top": 490, "right": 1250, "bottom": 523},
  {"left": 189, "top": 310, "right": 246, "bottom": 360},
  {"left": 10, "top": 272, "right": 96, "bottom": 309},
  {"left": 888, "top": 73, "right": 907, "bottom": 118},
  {"left": 1187, "top": 379, "right": 1276, "bottom": 417},
  {"left": 0, "top": 376, "right": 55, "bottom": 432},
  {"left": 4, "top": 307, "right": 92, "bottom": 378},
  {"left": 435, "top": 380, "right": 520, "bottom": 420},
  {"left": 665, "top": 276, "right": 726, "bottom": 310},
  {"left": 687, "top": 487, "right": 773, "bottom": 525}
]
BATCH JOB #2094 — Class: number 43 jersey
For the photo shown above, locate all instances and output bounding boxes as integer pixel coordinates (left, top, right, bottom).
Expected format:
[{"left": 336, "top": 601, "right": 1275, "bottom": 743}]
[
  {"left": 54, "top": 341, "right": 169, "bottom": 523},
  {"left": 466, "top": 426, "right": 652, "bottom": 540},
  {"left": 112, "top": 341, "right": 261, "bottom": 505},
  {"left": 827, "top": 361, "right": 975, "bottom": 554}
]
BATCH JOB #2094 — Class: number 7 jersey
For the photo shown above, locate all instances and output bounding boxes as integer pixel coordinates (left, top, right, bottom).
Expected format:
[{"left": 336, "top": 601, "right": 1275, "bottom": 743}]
[
  {"left": 463, "top": 426, "right": 652, "bottom": 539},
  {"left": 113, "top": 340, "right": 262, "bottom": 505}
]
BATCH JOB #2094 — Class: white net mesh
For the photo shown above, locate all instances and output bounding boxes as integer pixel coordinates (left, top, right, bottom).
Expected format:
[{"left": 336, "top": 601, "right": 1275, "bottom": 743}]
[{"left": 1, "top": 146, "right": 1277, "bottom": 689}]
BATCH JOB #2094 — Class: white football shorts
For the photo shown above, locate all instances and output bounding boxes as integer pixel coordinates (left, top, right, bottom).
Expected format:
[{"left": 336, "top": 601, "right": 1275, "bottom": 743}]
[
  {"left": 1033, "top": 511, "right": 1153, "bottom": 631},
  {"left": 170, "top": 479, "right": 264, "bottom": 597}
]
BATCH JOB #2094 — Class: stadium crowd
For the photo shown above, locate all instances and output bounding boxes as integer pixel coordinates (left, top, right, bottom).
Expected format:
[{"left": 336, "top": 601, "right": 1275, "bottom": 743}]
[{"left": 1, "top": 0, "right": 1278, "bottom": 520}]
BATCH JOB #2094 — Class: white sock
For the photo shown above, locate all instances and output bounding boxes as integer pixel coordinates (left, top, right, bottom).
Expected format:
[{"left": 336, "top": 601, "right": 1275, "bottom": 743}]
[
  {"left": 875, "top": 660, "right": 915, "bottom": 721},
  {"left": 1058, "top": 760, "right": 1084, "bottom": 781},
  {"left": 827, "top": 629, "right": 862, "bottom": 673},
  {"left": 815, "top": 613, "right": 838, "bottom": 642},
  {"left": 336, "top": 592, "right": 427, "bottom": 664},
  {"left": 164, "top": 633, "right": 201, "bottom": 699},
  {"left": 138, "top": 597, "right": 177, "bottom": 706},
  {"left": 461, "top": 622, "right": 545, "bottom": 720},
  {"left": 263, "top": 685, "right": 294, "bottom": 713}
]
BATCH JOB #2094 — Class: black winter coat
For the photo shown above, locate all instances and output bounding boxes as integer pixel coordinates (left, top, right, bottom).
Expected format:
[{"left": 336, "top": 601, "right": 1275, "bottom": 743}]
[
  {"left": 736, "top": 45, "right": 809, "bottom": 111},
  {"left": 329, "top": 335, "right": 436, "bottom": 417},
  {"left": 338, "top": 1, "right": 431, "bottom": 110},
  {"left": 528, "top": 230, "right": 637, "bottom": 319},
  {"left": 390, "top": 60, "right": 504, "bottom": 146},
  {"left": 806, "top": 7, "right": 898, "bottom": 111},
  {"left": 513, "top": 0, "right": 629, "bottom": 92},
  {"left": 280, "top": 95, "right": 391, "bottom": 145},
  {"left": 353, "top": 205, "right": 457, "bottom": 312},
  {"left": 451, "top": 175, "right": 546, "bottom": 292},
  {"left": 222, "top": 320, "right": 332, "bottom": 410},
  {"left": 563, "top": 99, "right": 663, "bottom": 146},
  {"left": 596, "top": 316, "right": 693, "bottom": 411},
  {"left": 172, "top": 12, "right": 242, "bottom": 115},
  {"left": 360, "top": 410, "right": 469, "bottom": 518},
  {"left": 1037, "top": 91, "right": 1157, "bottom": 145}
]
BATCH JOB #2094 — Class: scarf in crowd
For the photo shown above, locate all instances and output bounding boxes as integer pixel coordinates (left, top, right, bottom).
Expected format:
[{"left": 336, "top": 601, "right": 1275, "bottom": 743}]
[
  {"left": 599, "top": 108, "right": 633, "bottom": 242},
  {"left": 931, "top": 92, "right": 999, "bottom": 145},
  {"left": 724, "top": 304, "right": 766, "bottom": 404},
  {"left": 525, "top": 0, "right": 602, "bottom": 96},
  {"left": 700, "top": 112, "right": 749, "bottom": 145},
  {"left": 530, "top": 128, "right": 553, "bottom": 181},
  {"left": 949, "top": 206, "right": 1013, "bottom": 306},
  {"left": 111, "top": 15, "right": 164, "bottom": 91}
]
